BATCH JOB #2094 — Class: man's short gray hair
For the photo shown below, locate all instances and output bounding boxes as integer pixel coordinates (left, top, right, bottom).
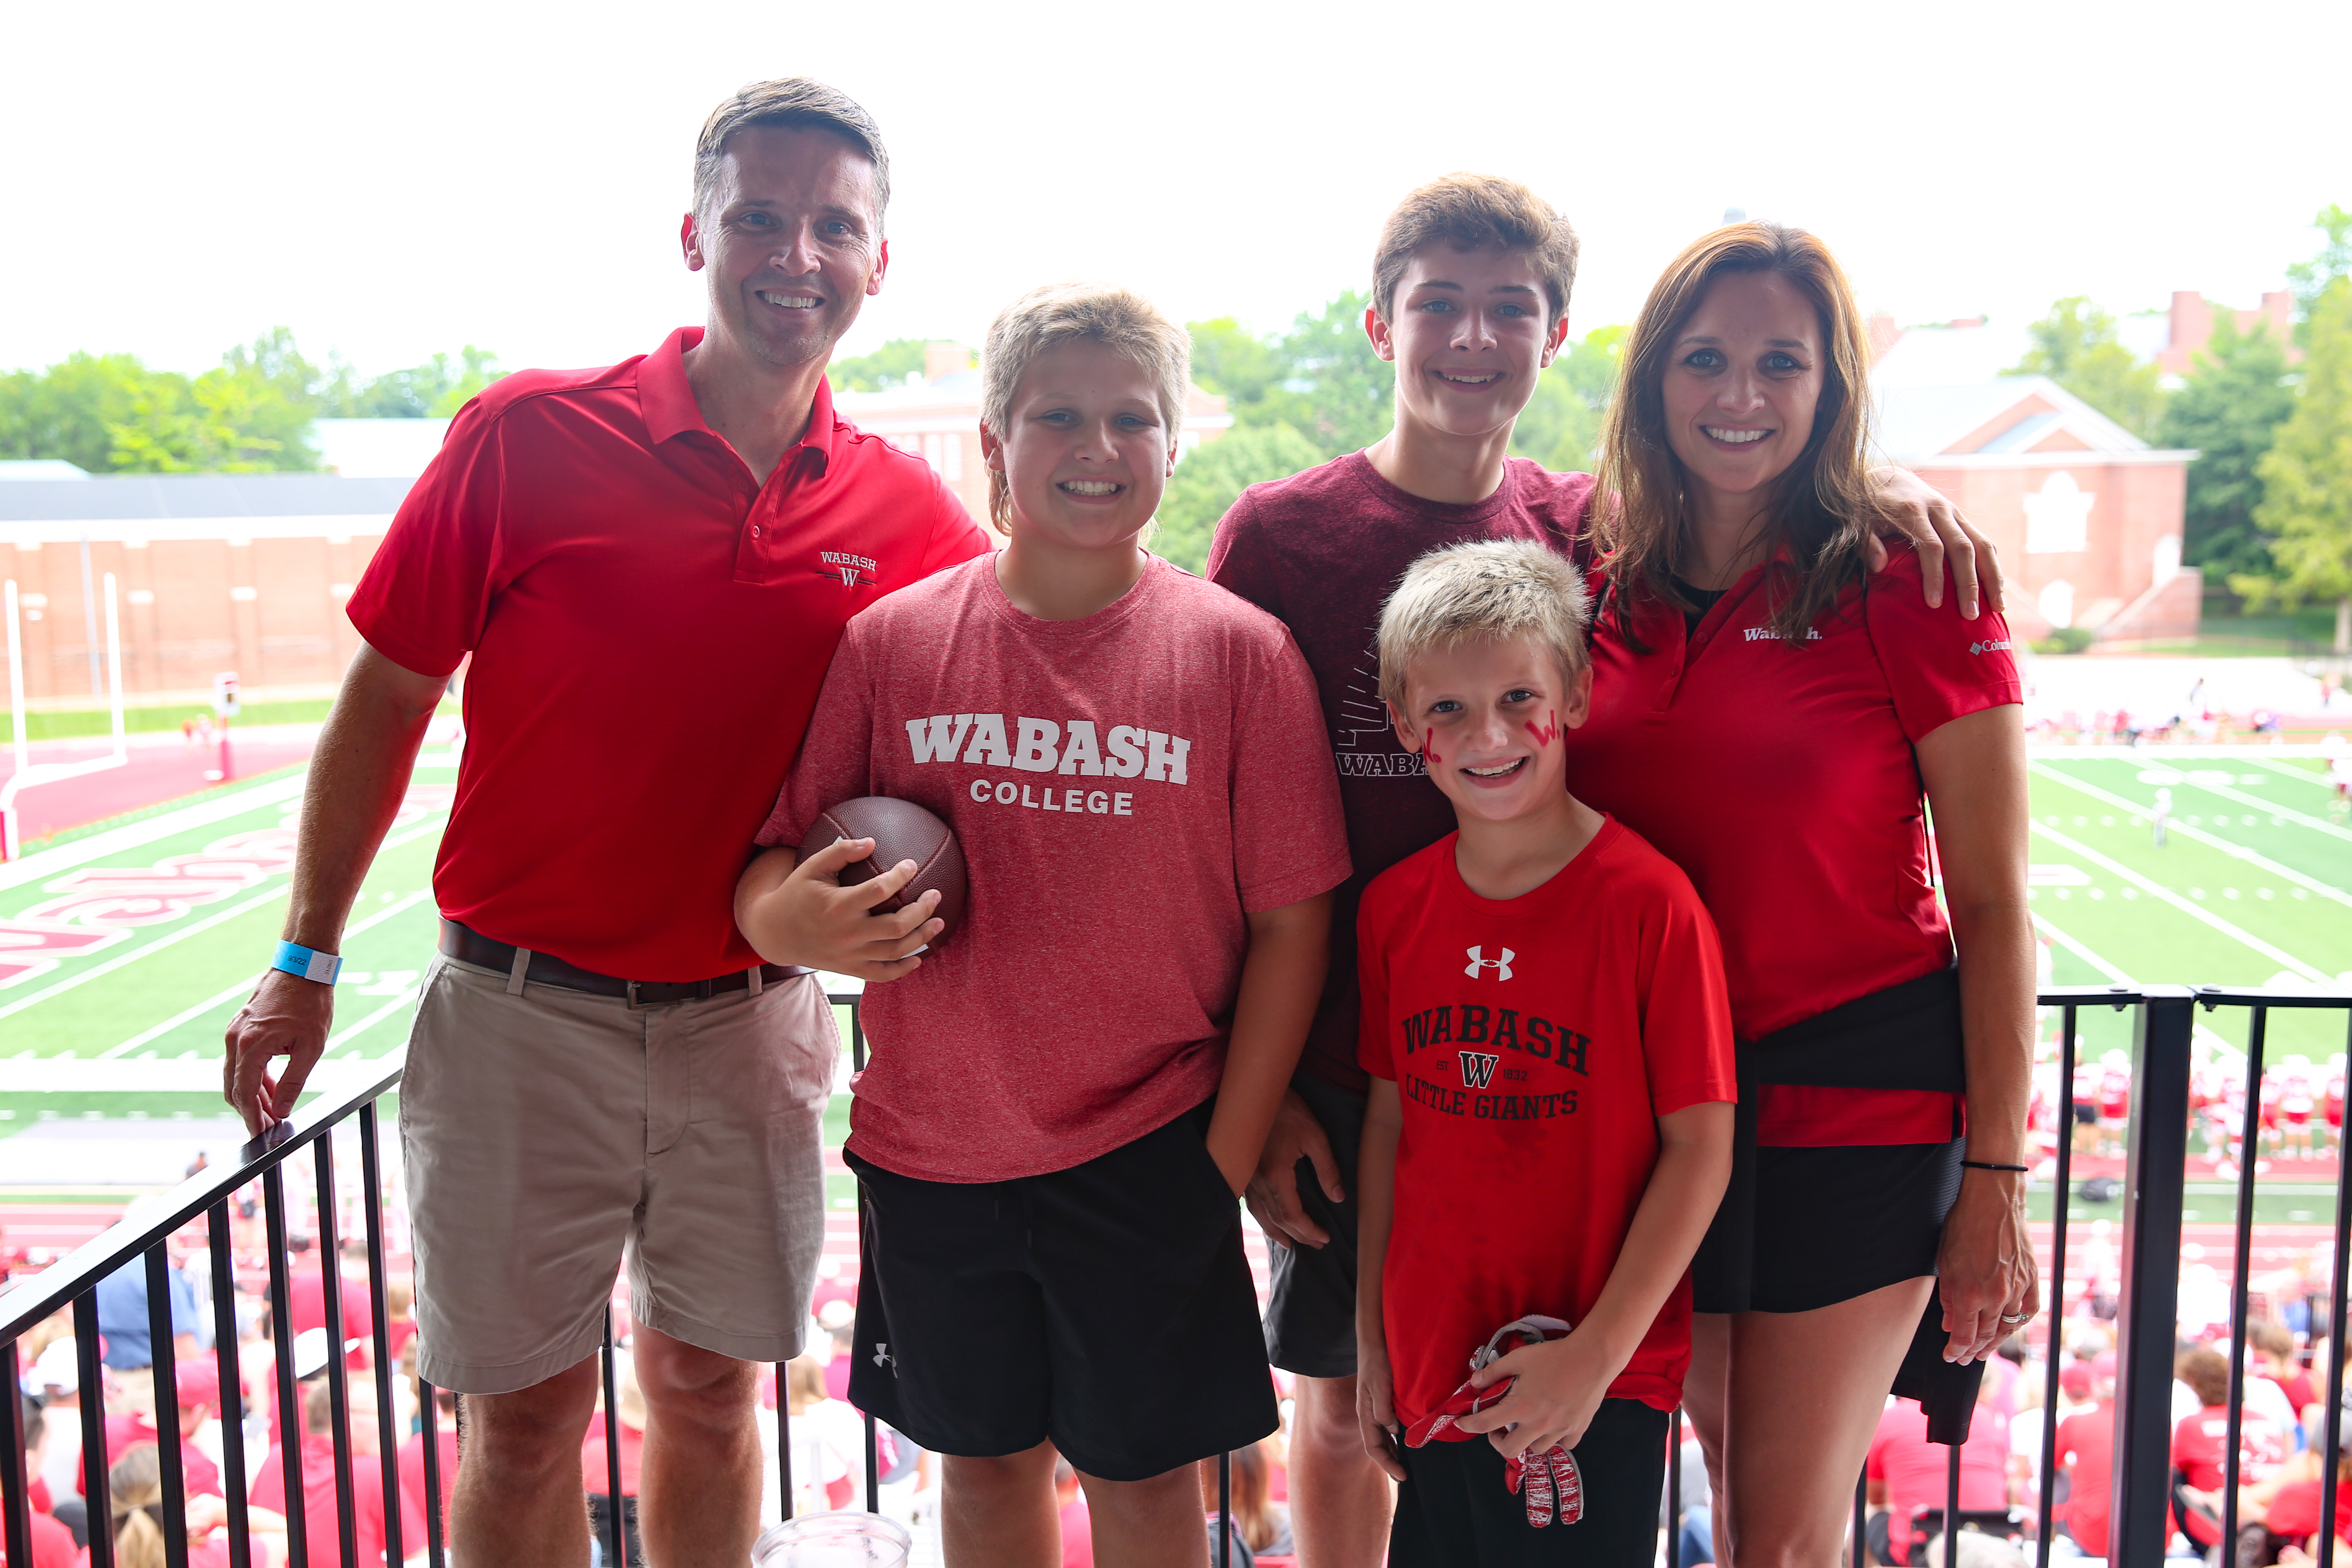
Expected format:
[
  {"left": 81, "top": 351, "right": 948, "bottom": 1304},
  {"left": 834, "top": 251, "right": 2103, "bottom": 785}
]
[
  {"left": 694, "top": 78, "right": 889, "bottom": 229},
  {"left": 1377, "top": 539, "right": 1592, "bottom": 715}
]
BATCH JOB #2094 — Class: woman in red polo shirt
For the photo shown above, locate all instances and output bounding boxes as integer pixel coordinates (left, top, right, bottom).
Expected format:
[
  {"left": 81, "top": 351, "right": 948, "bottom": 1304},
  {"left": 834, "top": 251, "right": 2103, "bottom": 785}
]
[{"left": 1563, "top": 222, "right": 2035, "bottom": 1566}]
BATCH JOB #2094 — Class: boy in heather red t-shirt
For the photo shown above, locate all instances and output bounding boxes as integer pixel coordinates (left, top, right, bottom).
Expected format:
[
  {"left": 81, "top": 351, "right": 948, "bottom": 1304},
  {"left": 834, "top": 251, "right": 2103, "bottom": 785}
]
[
  {"left": 736, "top": 284, "right": 1348, "bottom": 1566},
  {"left": 1352, "top": 541, "right": 1735, "bottom": 1567}
]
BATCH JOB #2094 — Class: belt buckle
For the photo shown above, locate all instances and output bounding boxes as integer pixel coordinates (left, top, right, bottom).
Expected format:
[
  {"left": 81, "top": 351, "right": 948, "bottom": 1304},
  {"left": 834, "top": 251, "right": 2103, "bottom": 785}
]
[{"left": 626, "top": 980, "right": 646, "bottom": 1011}]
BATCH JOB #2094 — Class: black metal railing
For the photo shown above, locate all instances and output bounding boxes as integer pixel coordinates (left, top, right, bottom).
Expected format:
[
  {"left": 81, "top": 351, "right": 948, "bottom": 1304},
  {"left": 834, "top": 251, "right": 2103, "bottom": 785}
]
[{"left": 18, "top": 984, "right": 2350, "bottom": 1566}]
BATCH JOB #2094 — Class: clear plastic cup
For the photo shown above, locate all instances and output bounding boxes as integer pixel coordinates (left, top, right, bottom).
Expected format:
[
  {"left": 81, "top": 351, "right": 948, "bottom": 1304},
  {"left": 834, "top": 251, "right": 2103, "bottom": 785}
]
[{"left": 750, "top": 1510, "right": 912, "bottom": 1568}]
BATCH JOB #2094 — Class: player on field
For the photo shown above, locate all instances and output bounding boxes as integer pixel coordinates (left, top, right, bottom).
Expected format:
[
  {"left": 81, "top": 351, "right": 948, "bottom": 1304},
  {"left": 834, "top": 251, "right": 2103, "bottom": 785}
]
[
  {"left": 1207, "top": 174, "right": 2002, "bottom": 1568},
  {"left": 222, "top": 80, "right": 993, "bottom": 1564},
  {"left": 1566, "top": 222, "right": 2036, "bottom": 1566},
  {"left": 737, "top": 283, "right": 1348, "bottom": 1568},
  {"left": 1353, "top": 541, "right": 1736, "bottom": 1566}
]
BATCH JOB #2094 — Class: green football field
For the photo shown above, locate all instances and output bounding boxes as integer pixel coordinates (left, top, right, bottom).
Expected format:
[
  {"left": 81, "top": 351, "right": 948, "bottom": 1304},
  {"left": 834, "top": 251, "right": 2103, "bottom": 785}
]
[{"left": 0, "top": 747, "right": 2345, "bottom": 1166}]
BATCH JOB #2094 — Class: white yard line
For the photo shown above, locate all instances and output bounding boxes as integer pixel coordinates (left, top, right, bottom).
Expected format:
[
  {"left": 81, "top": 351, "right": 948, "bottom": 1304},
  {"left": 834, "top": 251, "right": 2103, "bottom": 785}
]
[
  {"left": 1, "top": 818, "right": 445, "bottom": 1024},
  {"left": 2027, "top": 822, "right": 2332, "bottom": 984},
  {"left": 88, "top": 886, "right": 438, "bottom": 1060},
  {"left": 2249, "top": 757, "right": 2339, "bottom": 791},
  {"left": 0, "top": 774, "right": 309, "bottom": 895},
  {"left": 0, "top": 886, "right": 289, "bottom": 1025},
  {"left": 2158, "top": 775, "right": 2352, "bottom": 846},
  {"left": 322, "top": 986, "right": 424, "bottom": 1053},
  {"left": 2030, "top": 913, "right": 2135, "bottom": 984},
  {"left": 2028, "top": 762, "right": 2352, "bottom": 909}
]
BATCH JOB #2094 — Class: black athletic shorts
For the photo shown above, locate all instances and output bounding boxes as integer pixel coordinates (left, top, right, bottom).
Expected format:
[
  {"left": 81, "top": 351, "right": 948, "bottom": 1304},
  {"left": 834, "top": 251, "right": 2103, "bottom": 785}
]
[
  {"left": 1390, "top": 1398, "right": 1670, "bottom": 1567},
  {"left": 844, "top": 1100, "right": 1276, "bottom": 1482},
  {"left": 1697, "top": 1139, "right": 1963, "bottom": 1315},
  {"left": 1260, "top": 1072, "right": 1364, "bottom": 1379}
]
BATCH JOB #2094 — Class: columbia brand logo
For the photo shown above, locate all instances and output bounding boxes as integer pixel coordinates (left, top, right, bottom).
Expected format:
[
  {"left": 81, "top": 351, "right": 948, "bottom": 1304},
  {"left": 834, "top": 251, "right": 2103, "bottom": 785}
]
[
  {"left": 1459, "top": 1051, "right": 1500, "bottom": 1089},
  {"left": 1465, "top": 946, "right": 1514, "bottom": 981},
  {"left": 1743, "top": 626, "right": 1823, "bottom": 642},
  {"left": 1969, "top": 639, "right": 2014, "bottom": 655}
]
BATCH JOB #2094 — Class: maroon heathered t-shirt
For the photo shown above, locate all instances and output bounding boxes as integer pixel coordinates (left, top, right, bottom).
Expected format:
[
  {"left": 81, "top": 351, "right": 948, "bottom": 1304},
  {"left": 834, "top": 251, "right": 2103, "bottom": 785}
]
[{"left": 1208, "top": 451, "right": 1598, "bottom": 1091}]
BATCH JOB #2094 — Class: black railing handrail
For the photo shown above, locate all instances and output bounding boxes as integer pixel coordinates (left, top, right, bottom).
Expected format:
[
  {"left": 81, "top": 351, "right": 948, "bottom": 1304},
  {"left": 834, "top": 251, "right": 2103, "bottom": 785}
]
[{"left": 0, "top": 1053, "right": 405, "bottom": 1341}]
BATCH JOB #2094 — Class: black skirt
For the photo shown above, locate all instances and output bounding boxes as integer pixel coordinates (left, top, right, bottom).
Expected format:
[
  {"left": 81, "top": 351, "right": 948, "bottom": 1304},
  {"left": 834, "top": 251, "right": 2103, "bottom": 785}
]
[{"left": 1691, "top": 967, "right": 1986, "bottom": 1444}]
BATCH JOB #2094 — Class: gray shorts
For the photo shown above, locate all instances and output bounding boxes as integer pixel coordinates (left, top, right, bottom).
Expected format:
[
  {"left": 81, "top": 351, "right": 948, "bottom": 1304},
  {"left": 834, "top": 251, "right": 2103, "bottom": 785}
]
[{"left": 399, "top": 952, "right": 836, "bottom": 1394}]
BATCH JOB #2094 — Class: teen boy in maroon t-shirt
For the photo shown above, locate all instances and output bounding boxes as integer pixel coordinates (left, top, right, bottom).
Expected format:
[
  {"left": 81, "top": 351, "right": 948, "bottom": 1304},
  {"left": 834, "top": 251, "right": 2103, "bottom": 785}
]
[{"left": 1208, "top": 173, "right": 2001, "bottom": 1566}]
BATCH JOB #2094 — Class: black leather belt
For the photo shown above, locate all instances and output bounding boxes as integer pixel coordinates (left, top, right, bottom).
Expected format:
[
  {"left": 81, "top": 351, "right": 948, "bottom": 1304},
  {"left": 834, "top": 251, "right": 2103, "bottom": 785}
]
[{"left": 439, "top": 920, "right": 810, "bottom": 1008}]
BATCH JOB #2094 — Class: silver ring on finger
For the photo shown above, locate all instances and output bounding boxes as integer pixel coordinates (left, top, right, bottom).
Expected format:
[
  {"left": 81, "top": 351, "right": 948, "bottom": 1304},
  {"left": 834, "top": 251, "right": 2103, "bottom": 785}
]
[{"left": 2000, "top": 1312, "right": 2030, "bottom": 1323}]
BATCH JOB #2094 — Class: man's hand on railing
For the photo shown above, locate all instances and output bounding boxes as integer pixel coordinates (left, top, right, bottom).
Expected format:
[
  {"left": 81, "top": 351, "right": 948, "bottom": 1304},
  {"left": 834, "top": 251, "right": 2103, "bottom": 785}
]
[
  {"left": 1936, "top": 1167, "right": 2040, "bottom": 1365},
  {"left": 224, "top": 968, "right": 336, "bottom": 1135}
]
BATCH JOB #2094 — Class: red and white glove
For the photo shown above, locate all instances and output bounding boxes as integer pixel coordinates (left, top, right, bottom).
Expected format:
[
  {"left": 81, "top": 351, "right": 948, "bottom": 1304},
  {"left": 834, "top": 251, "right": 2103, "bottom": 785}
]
[{"left": 1403, "top": 1315, "right": 1585, "bottom": 1528}]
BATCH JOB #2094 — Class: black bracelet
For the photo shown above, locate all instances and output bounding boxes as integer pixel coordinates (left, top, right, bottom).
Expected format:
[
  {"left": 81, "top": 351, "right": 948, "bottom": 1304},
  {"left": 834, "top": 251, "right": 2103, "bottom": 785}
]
[{"left": 1961, "top": 1160, "right": 2029, "bottom": 1172}]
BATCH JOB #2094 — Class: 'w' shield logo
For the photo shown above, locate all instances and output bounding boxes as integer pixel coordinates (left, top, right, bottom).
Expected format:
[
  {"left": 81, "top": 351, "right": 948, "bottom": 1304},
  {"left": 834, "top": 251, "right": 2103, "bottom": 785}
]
[
  {"left": 1459, "top": 1051, "right": 1500, "bottom": 1089},
  {"left": 1465, "top": 945, "right": 1515, "bottom": 980}
]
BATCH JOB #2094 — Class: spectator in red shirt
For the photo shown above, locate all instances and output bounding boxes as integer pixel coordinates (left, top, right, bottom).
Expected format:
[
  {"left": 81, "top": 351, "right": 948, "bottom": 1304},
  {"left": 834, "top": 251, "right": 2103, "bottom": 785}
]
[
  {"left": 76, "top": 1356, "right": 224, "bottom": 1504},
  {"left": 1568, "top": 223, "right": 2036, "bottom": 1568},
  {"left": 1866, "top": 1395, "right": 2011, "bottom": 1564},
  {"left": 250, "top": 1375, "right": 425, "bottom": 1567},
  {"left": 5, "top": 1393, "right": 76, "bottom": 1568},
  {"left": 2173, "top": 1345, "right": 2288, "bottom": 1554},
  {"left": 219, "top": 77, "right": 988, "bottom": 1568},
  {"left": 2053, "top": 1358, "right": 2117, "bottom": 1557},
  {"left": 2254, "top": 1319, "right": 2320, "bottom": 1419}
]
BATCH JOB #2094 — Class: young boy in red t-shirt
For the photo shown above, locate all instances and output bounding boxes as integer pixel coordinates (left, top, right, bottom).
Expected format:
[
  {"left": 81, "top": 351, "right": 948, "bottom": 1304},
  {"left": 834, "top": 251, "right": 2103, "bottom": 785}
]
[
  {"left": 1352, "top": 539, "right": 1736, "bottom": 1565},
  {"left": 736, "top": 283, "right": 1349, "bottom": 1567}
]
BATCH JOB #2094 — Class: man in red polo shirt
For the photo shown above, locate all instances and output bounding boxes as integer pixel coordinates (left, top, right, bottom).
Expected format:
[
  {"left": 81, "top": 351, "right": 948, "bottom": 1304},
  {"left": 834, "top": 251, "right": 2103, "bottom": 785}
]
[{"left": 221, "top": 78, "right": 988, "bottom": 1566}]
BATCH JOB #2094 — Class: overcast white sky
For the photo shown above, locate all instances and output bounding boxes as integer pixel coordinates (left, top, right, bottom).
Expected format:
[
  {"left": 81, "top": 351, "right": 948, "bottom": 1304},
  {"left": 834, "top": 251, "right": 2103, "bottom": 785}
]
[{"left": 6, "top": 0, "right": 2345, "bottom": 381}]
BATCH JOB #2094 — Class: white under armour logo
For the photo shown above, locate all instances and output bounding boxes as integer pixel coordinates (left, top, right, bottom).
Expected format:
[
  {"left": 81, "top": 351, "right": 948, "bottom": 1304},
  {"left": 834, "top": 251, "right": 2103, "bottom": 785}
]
[
  {"left": 1465, "top": 945, "right": 1515, "bottom": 980},
  {"left": 873, "top": 1342, "right": 896, "bottom": 1374}
]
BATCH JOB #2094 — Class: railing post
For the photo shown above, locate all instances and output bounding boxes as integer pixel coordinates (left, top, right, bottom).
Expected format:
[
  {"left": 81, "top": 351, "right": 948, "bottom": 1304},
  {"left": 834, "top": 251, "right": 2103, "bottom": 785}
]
[
  {"left": 1, "top": 1338, "right": 32, "bottom": 1568},
  {"left": 147, "top": 1243, "right": 192, "bottom": 1568},
  {"left": 74, "top": 1292, "right": 116, "bottom": 1568},
  {"left": 2108, "top": 988, "right": 2193, "bottom": 1566},
  {"left": 207, "top": 1200, "right": 253, "bottom": 1568}
]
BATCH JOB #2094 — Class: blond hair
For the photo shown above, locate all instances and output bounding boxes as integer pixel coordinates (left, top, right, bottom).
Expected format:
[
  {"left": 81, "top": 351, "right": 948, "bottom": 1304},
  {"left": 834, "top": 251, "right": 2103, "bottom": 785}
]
[
  {"left": 1376, "top": 540, "right": 1592, "bottom": 715},
  {"left": 979, "top": 283, "right": 1191, "bottom": 535},
  {"left": 108, "top": 1443, "right": 169, "bottom": 1568},
  {"left": 694, "top": 79, "right": 890, "bottom": 228},
  {"left": 1594, "top": 222, "right": 1875, "bottom": 647},
  {"left": 1372, "top": 174, "right": 1579, "bottom": 327}
]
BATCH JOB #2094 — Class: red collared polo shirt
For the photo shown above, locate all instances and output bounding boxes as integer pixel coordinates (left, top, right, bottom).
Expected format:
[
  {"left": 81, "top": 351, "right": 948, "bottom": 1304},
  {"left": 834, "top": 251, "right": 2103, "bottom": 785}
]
[
  {"left": 1564, "top": 544, "right": 2021, "bottom": 1144},
  {"left": 348, "top": 327, "right": 991, "bottom": 980}
]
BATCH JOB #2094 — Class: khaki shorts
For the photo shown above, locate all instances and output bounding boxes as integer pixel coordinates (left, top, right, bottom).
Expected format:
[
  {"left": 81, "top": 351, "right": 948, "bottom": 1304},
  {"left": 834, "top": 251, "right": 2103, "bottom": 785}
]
[{"left": 400, "top": 952, "right": 835, "bottom": 1394}]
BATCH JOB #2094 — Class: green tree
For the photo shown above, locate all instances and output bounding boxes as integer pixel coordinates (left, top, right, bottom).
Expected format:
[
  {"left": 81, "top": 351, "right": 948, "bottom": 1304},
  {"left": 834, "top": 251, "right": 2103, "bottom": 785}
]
[
  {"left": 2236, "top": 278, "right": 2352, "bottom": 651},
  {"left": 2154, "top": 312, "right": 2295, "bottom": 581},
  {"left": 336, "top": 345, "right": 503, "bottom": 418},
  {"left": 1251, "top": 291, "right": 1395, "bottom": 459},
  {"left": 2287, "top": 204, "right": 2352, "bottom": 341},
  {"left": 1510, "top": 324, "right": 1625, "bottom": 473},
  {"left": 1152, "top": 423, "right": 1325, "bottom": 573},
  {"left": 1186, "top": 317, "right": 1283, "bottom": 413},
  {"left": 0, "top": 352, "right": 156, "bottom": 472},
  {"left": 2010, "top": 296, "right": 2165, "bottom": 439},
  {"left": 827, "top": 339, "right": 940, "bottom": 393}
]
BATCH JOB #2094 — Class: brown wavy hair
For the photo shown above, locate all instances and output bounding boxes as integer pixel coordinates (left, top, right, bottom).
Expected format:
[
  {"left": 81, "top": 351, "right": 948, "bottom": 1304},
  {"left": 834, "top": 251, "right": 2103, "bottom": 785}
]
[{"left": 1593, "top": 222, "right": 1876, "bottom": 646}]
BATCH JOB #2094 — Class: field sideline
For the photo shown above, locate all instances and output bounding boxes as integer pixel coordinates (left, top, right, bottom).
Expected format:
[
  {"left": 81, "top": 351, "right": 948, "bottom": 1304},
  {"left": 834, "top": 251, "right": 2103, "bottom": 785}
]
[{"left": 2, "top": 745, "right": 2346, "bottom": 1163}]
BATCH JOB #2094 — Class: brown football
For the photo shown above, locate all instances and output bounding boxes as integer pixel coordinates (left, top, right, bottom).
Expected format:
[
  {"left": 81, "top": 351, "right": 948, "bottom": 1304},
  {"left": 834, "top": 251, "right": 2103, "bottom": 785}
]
[{"left": 800, "top": 796, "right": 968, "bottom": 948}]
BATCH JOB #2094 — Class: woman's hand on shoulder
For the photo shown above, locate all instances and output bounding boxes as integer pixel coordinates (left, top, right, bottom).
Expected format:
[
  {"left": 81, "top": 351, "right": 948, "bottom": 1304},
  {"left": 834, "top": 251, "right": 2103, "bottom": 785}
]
[{"left": 1863, "top": 466, "right": 2005, "bottom": 619}]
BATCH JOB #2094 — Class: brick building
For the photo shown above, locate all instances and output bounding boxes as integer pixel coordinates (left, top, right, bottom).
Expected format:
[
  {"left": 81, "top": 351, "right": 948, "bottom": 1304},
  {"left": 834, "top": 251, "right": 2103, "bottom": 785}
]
[
  {"left": 2, "top": 346, "right": 1237, "bottom": 708},
  {"left": 1871, "top": 320, "right": 2199, "bottom": 643},
  {"left": 2, "top": 475, "right": 402, "bottom": 707}
]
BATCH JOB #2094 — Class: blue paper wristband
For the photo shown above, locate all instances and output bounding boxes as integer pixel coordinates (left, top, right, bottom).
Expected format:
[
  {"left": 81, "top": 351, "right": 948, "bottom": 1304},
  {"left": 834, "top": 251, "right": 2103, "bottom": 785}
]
[{"left": 272, "top": 940, "right": 342, "bottom": 985}]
